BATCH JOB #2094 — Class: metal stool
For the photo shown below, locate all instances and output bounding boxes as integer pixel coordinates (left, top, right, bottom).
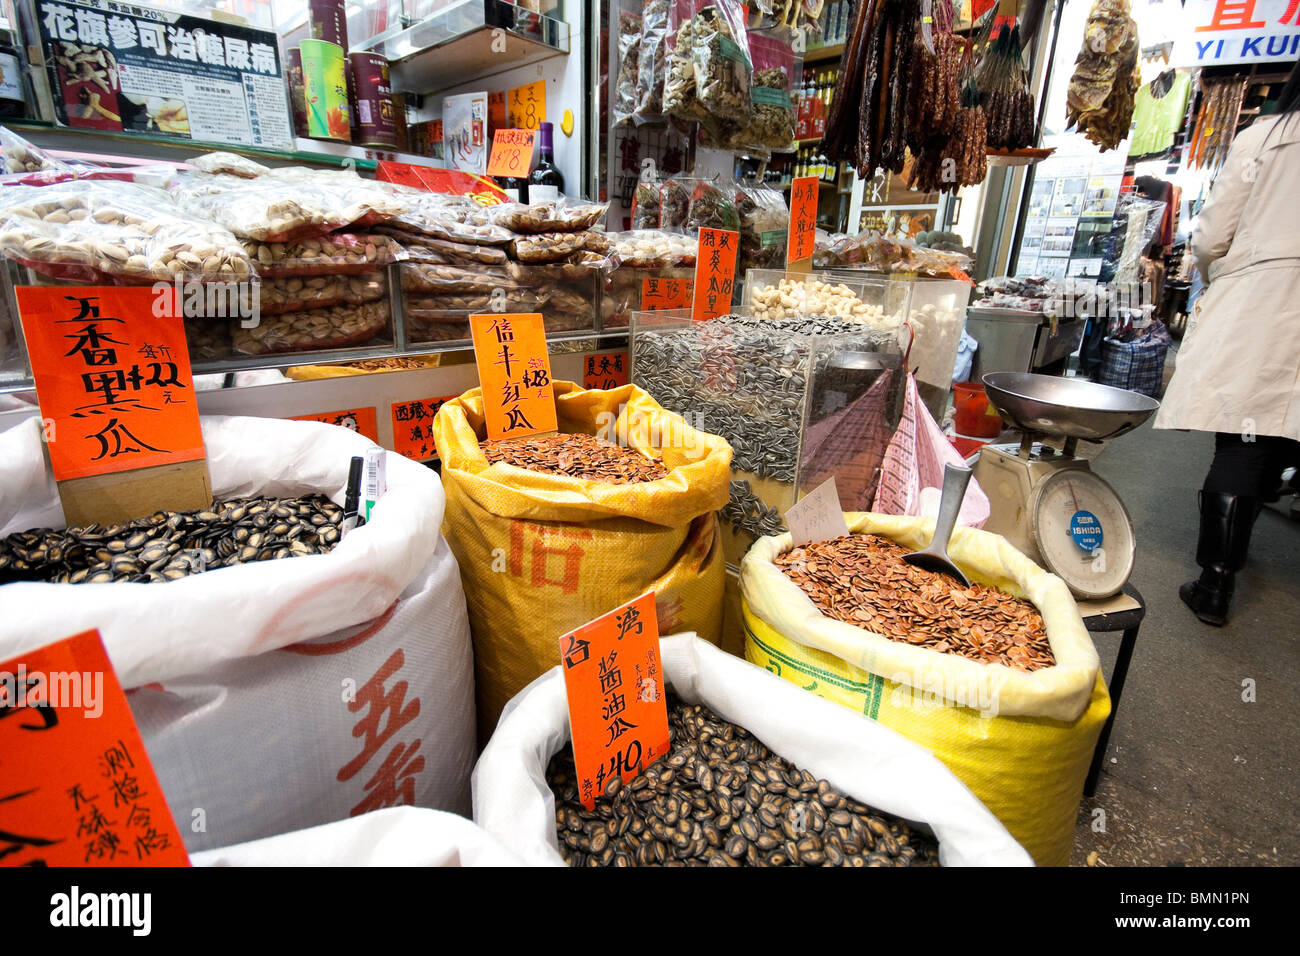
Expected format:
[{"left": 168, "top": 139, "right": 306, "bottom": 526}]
[{"left": 1079, "top": 584, "right": 1146, "bottom": 797}]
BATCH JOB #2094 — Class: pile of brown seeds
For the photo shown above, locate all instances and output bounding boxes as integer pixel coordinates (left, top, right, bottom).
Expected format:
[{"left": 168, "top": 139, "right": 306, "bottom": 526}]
[
  {"left": 481, "top": 433, "right": 669, "bottom": 484},
  {"left": 0, "top": 495, "right": 342, "bottom": 586},
  {"left": 776, "top": 533, "right": 1055, "bottom": 672},
  {"left": 548, "top": 697, "right": 940, "bottom": 867}
]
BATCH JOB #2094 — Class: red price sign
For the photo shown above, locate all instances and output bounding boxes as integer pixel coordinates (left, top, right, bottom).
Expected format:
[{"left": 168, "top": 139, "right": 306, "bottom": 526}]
[
  {"left": 0, "top": 630, "right": 190, "bottom": 867},
  {"left": 582, "top": 351, "right": 629, "bottom": 391},
  {"left": 691, "top": 228, "right": 740, "bottom": 321},
  {"left": 486, "top": 129, "right": 536, "bottom": 178},
  {"left": 290, "top": 407, "right": 380, "bottom": 443},
  {"left": 391, "top": 395, "right": 456, "bottom": 461},
  {"left": 787, "top": 176, "right": 819, "bottom": 269},
  {"left": 558, "top": 591, "right": 669, "bottom": 810},
  {"left": 641, "top": 276, "right": 693, "bottom": 311}
]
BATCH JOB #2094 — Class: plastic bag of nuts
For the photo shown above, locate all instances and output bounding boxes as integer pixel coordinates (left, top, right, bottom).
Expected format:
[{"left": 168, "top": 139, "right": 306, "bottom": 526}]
[
  {"left": 0, "top": 179, "right": 255, "bottom": 283},
  {"left": 473, "top": 634, "right": 1032, "bottom": 866},
  {"left": 374, "top": 227, "right": 509, "bottom": 265},
  {"left": 258, "top": 273, "right": 387, "bottom": 316},
  {"left": 488, "top": 199, "right": 608, "bottom": 234},
  {"left": 506, "top": 251, "right": 614, "bottom": 284},
  {"left": 186, "top": 151, "right": 271, "bottom": 179},
  {"left": 232, "top": 300, "right": 390, "bottom": 355},
  {"left": 400, "top": 262, "right": 519, "bottom": 295},
  {"left": 664, "top": 2, "right": 753, "bottom": 128},
  {"left": 608, "top": 229, "right": 697, "bottom": 267},
  {"left": 241, "top": 232, "right": 404, "bottom": 277}
]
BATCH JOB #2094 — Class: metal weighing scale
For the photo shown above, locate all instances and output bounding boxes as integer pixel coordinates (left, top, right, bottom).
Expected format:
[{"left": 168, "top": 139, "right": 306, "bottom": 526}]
[{"left": 973, "top": 372, "right": 1160, "bottom": 601}]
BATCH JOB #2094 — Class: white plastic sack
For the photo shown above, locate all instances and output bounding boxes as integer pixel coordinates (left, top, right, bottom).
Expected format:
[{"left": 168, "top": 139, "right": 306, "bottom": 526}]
[
  {"left": 472, "top": 634, "right": 1032, "bottom": 867},
  {"left": 0, "top": 415, "right": 476, "bottom": 852},
  {"left": 192, "top": 807, "right": 523, "bottom": 866},
  {"left": 875, "top": 374, "right": 989, "bottom": 527}
]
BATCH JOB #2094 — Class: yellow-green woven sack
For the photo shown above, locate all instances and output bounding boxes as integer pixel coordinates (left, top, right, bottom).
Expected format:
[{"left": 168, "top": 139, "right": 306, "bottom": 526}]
[
  {"left": 435, "top": 381, "right": 732, "bottom": 740},
  {"left": 741, "top": 512, "right": 1110, "bottom": 866}
]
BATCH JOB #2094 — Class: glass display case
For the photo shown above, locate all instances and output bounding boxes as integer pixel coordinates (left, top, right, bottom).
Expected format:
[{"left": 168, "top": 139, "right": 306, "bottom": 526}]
[{"left": 630, "top": 307, "right": 905, "bottom": 567}]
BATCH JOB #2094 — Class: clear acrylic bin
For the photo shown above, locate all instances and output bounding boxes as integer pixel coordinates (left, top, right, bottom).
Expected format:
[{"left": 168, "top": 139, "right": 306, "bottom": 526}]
[{"left": 630, "top": 308, "right": 906, "bottom": 566}]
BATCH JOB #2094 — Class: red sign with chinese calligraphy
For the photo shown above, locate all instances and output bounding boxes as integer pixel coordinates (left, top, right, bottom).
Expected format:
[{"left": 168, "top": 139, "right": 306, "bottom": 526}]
[
  {"left": 641, "top": 276, "right": 693, "bottom": 311},
  {"left": 16, "top": 286, "right": 204, "bottom": 483},
  {"left": 470, "top": 313, "right": 557, "bottom": 441},
  {"left": 290, "top": 407, "right": 380, "bottom": 443},
  {"left": 486, "top": 129, "right": 537, "bottom": 178},
  {"left": 558, "top": 591, "right": 669, "bottom": 810},
  {"left": 691, "top": 228, "right": 740, "bottom": 321},
  {"left": 582, "top": 352, "right": 629, "bottom": 391},
  {"left": 375, "top": 162, "right": 509, "bottom": 204},
  {"left": 787, "top": 176, "right": 819, "bottom": 268},
  {"left": 0, "top": 630, "right": 189, "bottom": 866},
  {"left": 391, "top": 395, "right": 456, "bottom": 460}
]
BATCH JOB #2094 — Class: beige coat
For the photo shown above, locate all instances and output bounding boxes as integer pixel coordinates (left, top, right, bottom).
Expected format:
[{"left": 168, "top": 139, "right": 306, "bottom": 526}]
[{"left": 1155, "top": 113, "right": 1300, "bottom": 441}]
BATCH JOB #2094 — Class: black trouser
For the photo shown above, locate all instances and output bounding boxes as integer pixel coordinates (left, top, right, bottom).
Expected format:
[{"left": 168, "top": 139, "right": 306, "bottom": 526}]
[{"left": 1203, "top": 432, "right": 1300, "bottom": 500}]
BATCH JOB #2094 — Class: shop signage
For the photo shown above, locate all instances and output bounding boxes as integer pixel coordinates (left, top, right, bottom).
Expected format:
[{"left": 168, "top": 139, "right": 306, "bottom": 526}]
[
  {"left": 640, "top": 276, "right": 693, "bottom": 311},
  {"left": 470, "top": 313, "right": 556, "bottom": 441},
  {"left": 485, "top": 128, "right": 536, "bottom": 178},
  {"left": 507, "top": 79, "right": 546, "bottom": 131},
  {"left": 290, "top": 407, "right": 380, "bottom": 443},
  {"left": 691, "top": 228, "right": 740, "bottom": 321},
  {"left": 582, "top": 351, "right": 629, "bottom": 391},
  {"left": 1173, "top": 0, "right": 1300, "bottom": 67},
  {"left": 0, "top": 629, "right": 190, "bottom": 867},
  {"left": 17, "top": 286, "right": 205, "bottom": 483},
  {"left": 557, "top": 591, "right": 669, "bottom": 810},
  {"left": 787, "top": 175, "right": 820, "bottom": 270},
  {"left": 31, "top": 0, "right": 293, "bottom": 149},
  {"left": 390, "top": 395, "right": 455, "bottom": 461}
]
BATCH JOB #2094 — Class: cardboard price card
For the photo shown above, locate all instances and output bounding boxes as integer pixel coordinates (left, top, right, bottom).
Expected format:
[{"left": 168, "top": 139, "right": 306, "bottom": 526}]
[
  {"left": 692, "top": 228, "right": 740, "bottom": 321},
  {"left": 507, "top": 80, "right": 547, "bottom": 130},
  {"left": 641, "top": 276, "right": 693, "bottom": 311},
  {"left": 786, "top": 475, "right": 850, "bottom": 548},
  {"left": 787, "top": 176, "right": 819, "bottom": 268},
  {"left": 290, "top": 407, "right": 379, "bottom": 443},
  {"left": 582, "top": 352, "right": 629, "bottom": 392},
  {"left": 470, "top": 313, "right": 557, "bottom": 441},
  {"left": 486, "top": 129, "right": 537, "bottom": 178},
  {"left": 0, "top": 630, "right": 190, "bottom": 866},
  {"left": 16, "top": 287, "right": 205, "bottom": 483},
  {"left": 558, "top": 592, "right": 670, "bottom": 810},
  {"left": 391, "top": 396, "right": 456, "bottom": 461}
]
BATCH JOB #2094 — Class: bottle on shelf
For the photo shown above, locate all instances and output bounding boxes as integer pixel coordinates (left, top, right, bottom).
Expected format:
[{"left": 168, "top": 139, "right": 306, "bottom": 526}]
[
  {"left": 528, "top": 120, "right": 564, "bottom": 202},
  {"left": 0, "top": 19, "right": 30, "bottom": 119}
]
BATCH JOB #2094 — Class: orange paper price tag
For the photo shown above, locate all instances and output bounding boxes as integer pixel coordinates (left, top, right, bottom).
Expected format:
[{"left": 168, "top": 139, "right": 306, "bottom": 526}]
[
  {"left": 558, "top": 591, "right": 669, "bottom": 810},
  {"left": 290, "top": 407, "right": 379, "bottom": 443},
  {"left": 507, "top": 80, "right": 547, "bottom": 130},
  {"left": 582, "top": 351, "right": 629, "bottom": 391},
  {"left": 15, "top": 286, "right": 204, "bottom": 483},
  {"left": 391, "top": 395, "right": 456, "bottom": 460},
  {"left": 641, "top": 276, "right": 693, "bottom": 311},
  {"left": 787, "top": 176, "right": 819, "bottom": 266},
  {"left": 486, "top": 129, "right": 536, "bottom": 178},
  {"left": 470, "top": 313, "right": 557, "bottom": 440},
  {"left": 0, "top": 630, "right": 190, "bottom": 866},
  {"left": 691, "top": 228, "right": 740, "bottom": 321}
]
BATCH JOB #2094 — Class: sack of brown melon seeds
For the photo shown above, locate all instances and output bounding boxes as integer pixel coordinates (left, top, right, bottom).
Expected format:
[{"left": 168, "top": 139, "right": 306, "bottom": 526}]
[
  {"left": 740, "top": 512, "right": 1109, "bottom": 867},
  {"left": 433, "top": 381, "right": 732, "bottom": 741}
]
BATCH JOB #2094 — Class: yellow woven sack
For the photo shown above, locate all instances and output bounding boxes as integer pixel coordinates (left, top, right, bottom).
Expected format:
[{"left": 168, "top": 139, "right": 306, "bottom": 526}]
[
  {"left": 741, "top": 512, "right": 1110, "bottom": 866},
  {"left": 434, "top": 381, "right": 732, "bottom": 738}
]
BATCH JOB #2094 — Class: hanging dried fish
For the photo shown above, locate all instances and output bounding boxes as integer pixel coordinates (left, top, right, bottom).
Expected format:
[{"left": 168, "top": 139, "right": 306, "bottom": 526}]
[{"left": 1065, "top": 0, "right": 1140, "bottom": 152}]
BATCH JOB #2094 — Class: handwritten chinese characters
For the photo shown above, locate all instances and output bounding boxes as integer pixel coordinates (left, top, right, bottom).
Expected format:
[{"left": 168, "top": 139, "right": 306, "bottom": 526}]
[
  {"left": 16, "top": 287, "right": 204, "bottom": 482},
  {"left": 470, "top": 313, "right": 557, "bottom": 441},
  {"left": 582, "top": 352, "right": 629, "bottom": 391},
  {"left": 558, "top": 592, "right": 669, "bottom": 810},
  {"left": 1, "top": 630, "right": 188, "bottom": 866},
  {"left": 641, "top": 276, "right": 693, "bottom": 312},
  {"left": 787, "top": 176, "right": 819, "bottom": 266},
  {"left": 691, "top": 228, "right": 739, "bottom": 321},
  {"left": 391, "top": 396, "right": 455, "bottom": 461}
]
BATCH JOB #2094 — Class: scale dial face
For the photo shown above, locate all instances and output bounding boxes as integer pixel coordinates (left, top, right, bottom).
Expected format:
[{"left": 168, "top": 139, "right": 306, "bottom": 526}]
[{"left": 1029, "top": 468, "right": 1135, "bottom": 600}]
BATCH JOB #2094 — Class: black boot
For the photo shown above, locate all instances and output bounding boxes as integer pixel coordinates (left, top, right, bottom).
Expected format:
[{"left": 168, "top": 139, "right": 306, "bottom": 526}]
[{"left": 1179, "top": 492, "right": 1259, "bottom": 626}]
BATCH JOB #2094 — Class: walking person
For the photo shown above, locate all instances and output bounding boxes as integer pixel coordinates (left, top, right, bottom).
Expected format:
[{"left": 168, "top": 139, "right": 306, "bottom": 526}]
[{"left": 1154, "top": 58, "right": 1300, "bottom": 626}]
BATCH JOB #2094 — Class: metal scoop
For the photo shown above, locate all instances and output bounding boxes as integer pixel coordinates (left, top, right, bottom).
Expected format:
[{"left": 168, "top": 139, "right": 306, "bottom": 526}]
[{"left": 903, "top": 463, "right": 972, "bottom": 587}]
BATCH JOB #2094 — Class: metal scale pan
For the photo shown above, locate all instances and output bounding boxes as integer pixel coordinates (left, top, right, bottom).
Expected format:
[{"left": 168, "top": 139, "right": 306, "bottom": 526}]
[{"left": 975, "top": 373, "right": 1160, "bottom": 600}]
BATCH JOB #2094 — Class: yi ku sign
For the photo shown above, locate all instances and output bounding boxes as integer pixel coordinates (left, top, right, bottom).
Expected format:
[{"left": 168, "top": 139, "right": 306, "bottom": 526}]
[{"left": 1173, "top": 0, "right": 1300, "bottom": 66}]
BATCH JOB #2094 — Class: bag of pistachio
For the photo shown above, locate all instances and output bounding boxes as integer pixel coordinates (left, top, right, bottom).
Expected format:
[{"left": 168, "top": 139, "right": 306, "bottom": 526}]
[
  {"left": 740, "top": 513, "right": 1110, "bottom": 866},
  {"left": 433, "top": 381, "right": 732, "bottom": 741}
]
